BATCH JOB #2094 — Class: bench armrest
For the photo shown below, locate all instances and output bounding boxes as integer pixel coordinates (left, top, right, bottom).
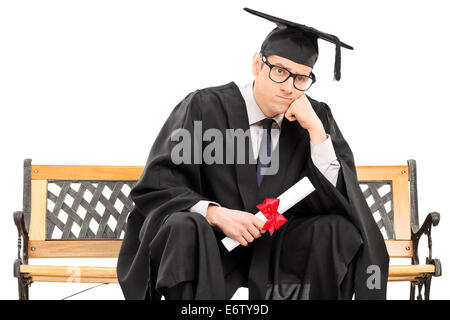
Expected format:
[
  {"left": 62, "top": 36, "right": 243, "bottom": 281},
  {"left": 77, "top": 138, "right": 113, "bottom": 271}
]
[
  {"left": 412, "top": 211, "right": 441, "bottom": 277},
  {"left": 13, "top": 211, "right": 29, "bottom": 265}
]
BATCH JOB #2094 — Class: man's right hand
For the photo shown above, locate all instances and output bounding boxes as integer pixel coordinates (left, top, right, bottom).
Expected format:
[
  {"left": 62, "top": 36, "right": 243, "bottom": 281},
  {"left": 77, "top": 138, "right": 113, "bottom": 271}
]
[{"left": 206, "top": 204, "right": 266, "bottom": 246}]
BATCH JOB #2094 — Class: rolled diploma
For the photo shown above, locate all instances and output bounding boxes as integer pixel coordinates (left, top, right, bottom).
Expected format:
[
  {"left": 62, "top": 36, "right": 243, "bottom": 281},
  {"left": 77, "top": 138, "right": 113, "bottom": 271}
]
[{"left": 221, "top": 176, "right": 315, "bottom": 251}]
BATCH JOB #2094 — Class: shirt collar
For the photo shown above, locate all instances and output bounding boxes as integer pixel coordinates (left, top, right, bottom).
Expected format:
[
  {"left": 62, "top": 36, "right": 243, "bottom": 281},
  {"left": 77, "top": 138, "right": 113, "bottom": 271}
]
[{"left": 238, "top": 81, "right": 284, "bottom": 128}]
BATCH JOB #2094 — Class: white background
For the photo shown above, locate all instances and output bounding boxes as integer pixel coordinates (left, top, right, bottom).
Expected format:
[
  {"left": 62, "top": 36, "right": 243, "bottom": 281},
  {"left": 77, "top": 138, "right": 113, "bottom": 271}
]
[{"left": 1, "top": 0, "right": 449, "bottom": 300}]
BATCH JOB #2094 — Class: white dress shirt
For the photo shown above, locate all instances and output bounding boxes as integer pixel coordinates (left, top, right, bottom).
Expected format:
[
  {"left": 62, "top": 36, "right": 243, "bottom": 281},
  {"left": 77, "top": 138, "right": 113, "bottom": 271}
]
[{"left": 189, "top": 81, "right": 341, "bottom": 222}]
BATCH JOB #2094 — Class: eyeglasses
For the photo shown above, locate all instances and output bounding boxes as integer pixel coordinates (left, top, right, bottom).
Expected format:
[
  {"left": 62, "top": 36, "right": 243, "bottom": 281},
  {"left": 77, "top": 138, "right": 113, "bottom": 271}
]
[{"left": 260, "top": 54, "right": 316, "bottom": 91}]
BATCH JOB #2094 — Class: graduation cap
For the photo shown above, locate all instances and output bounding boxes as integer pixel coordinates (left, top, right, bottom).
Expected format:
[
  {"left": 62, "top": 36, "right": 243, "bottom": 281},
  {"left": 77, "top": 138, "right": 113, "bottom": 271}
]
[{"left": 244, "top": 7, "right": 353, "bottom": 81}]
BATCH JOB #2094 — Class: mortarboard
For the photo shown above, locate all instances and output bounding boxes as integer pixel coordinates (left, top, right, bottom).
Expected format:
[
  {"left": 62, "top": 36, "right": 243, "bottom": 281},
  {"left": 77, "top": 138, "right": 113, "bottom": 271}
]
[{"left": 244, "top": 7, "right": 353, "bottom": 81}]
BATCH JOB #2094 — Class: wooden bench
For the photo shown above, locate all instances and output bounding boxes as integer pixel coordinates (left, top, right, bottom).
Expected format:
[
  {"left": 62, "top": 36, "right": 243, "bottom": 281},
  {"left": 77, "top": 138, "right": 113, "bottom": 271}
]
[{"left": 13, "top": 158, "right": 441, "bottom": 300}]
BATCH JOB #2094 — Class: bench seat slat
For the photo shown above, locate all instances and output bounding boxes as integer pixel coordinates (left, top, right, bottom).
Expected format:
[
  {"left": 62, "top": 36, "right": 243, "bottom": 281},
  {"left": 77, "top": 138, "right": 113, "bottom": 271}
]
[
  {"left": 20, "top": 264, "right": 435, "bottom": 284},
  {"left": 20, "top": 265, "right": 117, "bottom": 278},
  {"left": 30, "top": 276, "right": 118, "bottom": 284},
  {"left": 388, "top": 264, "right": 435, "bottom": 276}
]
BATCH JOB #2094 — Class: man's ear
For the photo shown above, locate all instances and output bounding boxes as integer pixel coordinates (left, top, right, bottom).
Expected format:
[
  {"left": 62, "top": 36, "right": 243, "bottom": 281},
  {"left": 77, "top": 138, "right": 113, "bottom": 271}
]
[{"left": 251, "top": 52, "right": 260, "bottom": 76}]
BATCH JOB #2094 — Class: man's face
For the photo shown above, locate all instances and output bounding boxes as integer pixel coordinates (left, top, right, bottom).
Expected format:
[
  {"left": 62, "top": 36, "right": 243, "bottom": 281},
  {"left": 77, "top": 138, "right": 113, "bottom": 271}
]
[{"left": 251, "top": 53, "right": 313, "bottom": 118}]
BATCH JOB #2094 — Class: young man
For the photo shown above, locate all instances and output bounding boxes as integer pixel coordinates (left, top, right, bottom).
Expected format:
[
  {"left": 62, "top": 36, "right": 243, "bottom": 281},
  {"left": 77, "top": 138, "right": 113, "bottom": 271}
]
[{"left": 117, "top": 8, "right": 389, "bottom": 300}]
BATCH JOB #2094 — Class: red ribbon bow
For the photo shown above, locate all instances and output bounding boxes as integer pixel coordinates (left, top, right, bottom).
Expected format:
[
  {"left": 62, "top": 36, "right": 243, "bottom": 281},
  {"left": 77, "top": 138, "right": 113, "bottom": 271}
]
[{"left": 256, "top": 198, "right": 287, "bottom": 236}]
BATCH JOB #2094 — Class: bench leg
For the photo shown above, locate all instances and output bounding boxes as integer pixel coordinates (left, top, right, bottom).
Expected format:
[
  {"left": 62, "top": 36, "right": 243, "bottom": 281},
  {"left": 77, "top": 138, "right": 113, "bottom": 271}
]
[
  {"left": 424, "top": 275, "right": 432, "bottom": 300},
  {"left": 409, "top": 281, "right": 416, "bottom": 300},
  {"left": 14, "top": 259, "right": 30, "bottom": 300},
  {"left": 410, "top": 276, "right": 433, "bottom": 300},
  {"left": 410, "top": 277, "right": 432, "bottom": 300},
  {"left": 17, "top": 274, "right": 30, "bottom": 300}
]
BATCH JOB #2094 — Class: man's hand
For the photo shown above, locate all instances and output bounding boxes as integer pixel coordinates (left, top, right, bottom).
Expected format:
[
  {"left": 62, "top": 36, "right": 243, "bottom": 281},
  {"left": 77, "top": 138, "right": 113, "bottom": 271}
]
[
  {"left": 206, "top": 205, "right": 266, "bottom": 246},
  {"left": 284, "top": 94, "right": 327, "bottom": 145}
]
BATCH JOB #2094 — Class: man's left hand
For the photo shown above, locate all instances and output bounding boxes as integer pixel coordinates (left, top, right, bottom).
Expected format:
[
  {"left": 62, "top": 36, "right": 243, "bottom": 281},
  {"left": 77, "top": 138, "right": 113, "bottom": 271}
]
[{"left": 285, "top": 94, "right": 327, "bottom": 145}]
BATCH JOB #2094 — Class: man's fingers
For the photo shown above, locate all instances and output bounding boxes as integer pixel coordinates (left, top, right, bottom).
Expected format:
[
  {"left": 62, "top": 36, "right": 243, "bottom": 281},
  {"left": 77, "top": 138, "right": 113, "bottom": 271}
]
[
  {"left": 284, "top": 107, "right": 296, "bottom": 122},
  {"left": 242, "top": 230, "right": 254, "bottom": 243},
  {"left": 250, "top": 216, "right": 267, "bottom": 234},
  {"left": 237, "top": 236, "right": 248, "bottom": 246},
  {"left": 286, "top": 115, "right": 296, "bottom": 122},
  {"left": 252, "top": 215, "right": 265, "bottom": 231},
  {"left": 248, "top": 224, "right": 262, "bottom": 239}
]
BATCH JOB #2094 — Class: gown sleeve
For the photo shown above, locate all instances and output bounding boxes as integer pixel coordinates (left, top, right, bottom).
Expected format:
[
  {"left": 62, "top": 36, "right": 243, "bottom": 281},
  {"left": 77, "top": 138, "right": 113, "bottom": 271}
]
[{"left": 309, "top": 133, "right": 341, "bottom": 187}]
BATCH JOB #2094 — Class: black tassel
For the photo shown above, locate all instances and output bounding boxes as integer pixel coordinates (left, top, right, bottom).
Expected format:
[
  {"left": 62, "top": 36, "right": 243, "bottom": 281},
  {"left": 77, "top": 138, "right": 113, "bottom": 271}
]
[{"left": 334, "top": 39, "right": 341, "bottom": 81}]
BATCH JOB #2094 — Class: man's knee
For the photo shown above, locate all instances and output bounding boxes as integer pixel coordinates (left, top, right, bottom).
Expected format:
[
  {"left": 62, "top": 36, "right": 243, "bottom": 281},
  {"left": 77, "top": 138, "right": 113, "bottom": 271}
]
[
  {"left": 162, "top": 212, "right": 196, "bottom": 232},
  {"left": 151, "top": 212, "right": 200, "bottom": 253},
  {"left": 161, "top": 211, "right": 211, "bottom": 238},
  {"left": 312, "top": 214, "right": 360, "bottom": 237}
]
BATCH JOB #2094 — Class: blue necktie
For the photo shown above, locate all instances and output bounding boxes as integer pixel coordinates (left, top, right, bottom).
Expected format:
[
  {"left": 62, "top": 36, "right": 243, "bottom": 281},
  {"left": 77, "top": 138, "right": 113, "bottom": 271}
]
[{"left": 257, "top": 118, "right": 275, "bottom": 187}]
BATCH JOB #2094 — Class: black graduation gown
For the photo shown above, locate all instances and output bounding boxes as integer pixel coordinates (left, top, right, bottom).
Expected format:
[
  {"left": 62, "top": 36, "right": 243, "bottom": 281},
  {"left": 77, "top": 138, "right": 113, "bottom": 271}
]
[{"left": 116, "top": 81, "right": 389, "bottom": 300}]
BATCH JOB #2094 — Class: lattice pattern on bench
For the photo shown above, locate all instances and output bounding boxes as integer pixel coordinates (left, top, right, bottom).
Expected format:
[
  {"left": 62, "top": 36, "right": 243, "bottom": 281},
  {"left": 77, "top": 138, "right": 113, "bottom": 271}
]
[
  {"left": 46, "top": 180, "right": 136, "bottom": 240},
  {"left": 359, "top": 181, "right": 394, "bottom": 239},
  {"left": 44, "top": 178, "right": 394, "bottom": 240}
]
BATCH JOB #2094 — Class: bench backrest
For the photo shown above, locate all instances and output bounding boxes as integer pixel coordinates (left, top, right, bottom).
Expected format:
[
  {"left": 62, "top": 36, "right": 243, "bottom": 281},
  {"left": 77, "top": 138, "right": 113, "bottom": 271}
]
[{"left": 21, "top": 159, "right": 419, "bottom": 260}]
